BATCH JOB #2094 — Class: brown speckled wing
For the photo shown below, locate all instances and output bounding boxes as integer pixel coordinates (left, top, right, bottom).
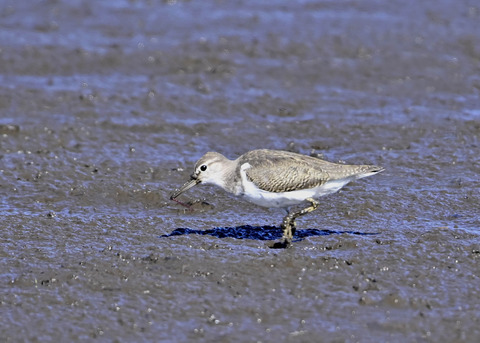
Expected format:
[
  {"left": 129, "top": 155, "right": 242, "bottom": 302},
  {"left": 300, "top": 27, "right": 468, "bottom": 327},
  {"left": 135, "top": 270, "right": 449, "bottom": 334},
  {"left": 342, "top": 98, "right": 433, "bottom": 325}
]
[
  {"left": 239, "top": 150, "right": 331, "bottom": 193},
  {"left": 238, "top": 149, "right": 380, "bottom": 193}
]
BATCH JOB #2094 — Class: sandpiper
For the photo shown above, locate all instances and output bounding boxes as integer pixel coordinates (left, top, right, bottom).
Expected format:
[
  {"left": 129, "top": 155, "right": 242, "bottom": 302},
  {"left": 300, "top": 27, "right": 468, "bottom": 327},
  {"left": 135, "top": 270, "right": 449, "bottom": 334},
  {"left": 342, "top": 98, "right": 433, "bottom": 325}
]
[{"left": 170, "top": 149, "right": 384, "bottom": 248}]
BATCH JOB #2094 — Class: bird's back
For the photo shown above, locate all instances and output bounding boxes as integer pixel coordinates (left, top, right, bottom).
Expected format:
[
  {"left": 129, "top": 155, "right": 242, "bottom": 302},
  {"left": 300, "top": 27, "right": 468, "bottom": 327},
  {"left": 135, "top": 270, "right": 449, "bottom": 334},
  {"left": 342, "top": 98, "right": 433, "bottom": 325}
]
[{"left": 238, "top": 149, "right": 382, "bottom": 193}]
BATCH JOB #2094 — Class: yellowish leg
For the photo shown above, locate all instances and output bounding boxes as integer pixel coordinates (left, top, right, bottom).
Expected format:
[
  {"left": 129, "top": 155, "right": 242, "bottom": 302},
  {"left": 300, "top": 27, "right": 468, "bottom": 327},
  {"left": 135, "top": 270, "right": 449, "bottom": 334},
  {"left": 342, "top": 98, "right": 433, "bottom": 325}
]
[{"left": 280, "top": 198, "right": 319, "bottom": 246}]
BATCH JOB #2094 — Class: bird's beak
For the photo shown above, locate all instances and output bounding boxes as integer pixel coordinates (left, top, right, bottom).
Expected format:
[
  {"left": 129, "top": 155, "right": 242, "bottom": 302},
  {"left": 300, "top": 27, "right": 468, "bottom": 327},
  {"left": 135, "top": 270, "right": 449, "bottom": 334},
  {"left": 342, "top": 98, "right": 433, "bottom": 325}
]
[{"left": 170, "top": 175, "right": 201, "bottom": 200}]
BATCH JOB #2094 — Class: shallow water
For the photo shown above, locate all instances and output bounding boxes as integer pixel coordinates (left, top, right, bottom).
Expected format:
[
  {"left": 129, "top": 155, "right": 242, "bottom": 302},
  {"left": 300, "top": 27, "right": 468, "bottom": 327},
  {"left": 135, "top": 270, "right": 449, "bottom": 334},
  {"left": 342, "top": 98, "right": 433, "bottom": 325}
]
[{"left": 1, "top": 0, "right": 480, "bottom": 342}]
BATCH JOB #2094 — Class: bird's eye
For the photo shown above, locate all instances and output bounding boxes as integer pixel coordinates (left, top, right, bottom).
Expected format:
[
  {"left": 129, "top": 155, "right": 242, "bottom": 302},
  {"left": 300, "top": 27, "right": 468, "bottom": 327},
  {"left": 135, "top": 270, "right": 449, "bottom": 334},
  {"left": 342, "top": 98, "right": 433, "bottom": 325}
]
[{"left": 200, "top": 165, "right": 207, "bottom": 172}]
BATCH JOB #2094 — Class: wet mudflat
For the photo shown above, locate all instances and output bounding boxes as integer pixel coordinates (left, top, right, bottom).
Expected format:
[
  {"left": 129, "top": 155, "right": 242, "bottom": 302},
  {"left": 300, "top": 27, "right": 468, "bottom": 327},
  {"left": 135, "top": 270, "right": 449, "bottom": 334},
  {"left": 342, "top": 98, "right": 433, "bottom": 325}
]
[{"left": 1, "top": 0, "right": 480, "bottom": 342}]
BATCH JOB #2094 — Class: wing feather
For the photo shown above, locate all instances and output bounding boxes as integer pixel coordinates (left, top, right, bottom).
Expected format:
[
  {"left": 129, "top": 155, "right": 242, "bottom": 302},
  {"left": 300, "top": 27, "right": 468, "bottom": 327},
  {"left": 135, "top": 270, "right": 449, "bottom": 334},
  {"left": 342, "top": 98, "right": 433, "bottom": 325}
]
[
  {"left": 240, "top": 150, "right": 330, "bottom": 193},
  {"left": 238, "top": 149, "right": 378, "bottom": 193}
]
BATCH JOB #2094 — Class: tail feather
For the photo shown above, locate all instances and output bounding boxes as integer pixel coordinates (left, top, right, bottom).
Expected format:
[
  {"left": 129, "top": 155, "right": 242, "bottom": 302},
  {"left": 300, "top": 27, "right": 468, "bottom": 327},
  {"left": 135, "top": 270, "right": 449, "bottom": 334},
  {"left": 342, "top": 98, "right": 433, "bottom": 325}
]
[{"left": 356, "top": 165, "right": 384, "bottom": 179}]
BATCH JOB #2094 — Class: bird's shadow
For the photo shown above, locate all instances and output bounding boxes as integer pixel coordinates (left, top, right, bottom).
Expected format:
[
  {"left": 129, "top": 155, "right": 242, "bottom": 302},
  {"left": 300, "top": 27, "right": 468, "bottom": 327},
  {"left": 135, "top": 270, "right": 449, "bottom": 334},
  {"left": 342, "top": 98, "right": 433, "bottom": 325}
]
[{"left": 161, "top": 225, "right": 378, "bottom": 242}]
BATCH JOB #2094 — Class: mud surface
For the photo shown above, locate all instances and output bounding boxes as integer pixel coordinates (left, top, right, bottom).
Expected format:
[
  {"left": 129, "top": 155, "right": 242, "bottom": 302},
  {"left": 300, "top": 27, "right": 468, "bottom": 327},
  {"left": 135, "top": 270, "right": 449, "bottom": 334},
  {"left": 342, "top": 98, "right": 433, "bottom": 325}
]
[{"left": 1, "top": 0, "right": 480, "bottom": 342}]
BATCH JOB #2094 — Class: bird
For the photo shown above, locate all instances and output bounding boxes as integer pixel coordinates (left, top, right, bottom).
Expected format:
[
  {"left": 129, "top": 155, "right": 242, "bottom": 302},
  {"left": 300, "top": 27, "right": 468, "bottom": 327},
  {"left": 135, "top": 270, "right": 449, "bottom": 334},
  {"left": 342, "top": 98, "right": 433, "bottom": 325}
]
[{"left": 170, "top": 149, "right": 384, "bottom": 248}]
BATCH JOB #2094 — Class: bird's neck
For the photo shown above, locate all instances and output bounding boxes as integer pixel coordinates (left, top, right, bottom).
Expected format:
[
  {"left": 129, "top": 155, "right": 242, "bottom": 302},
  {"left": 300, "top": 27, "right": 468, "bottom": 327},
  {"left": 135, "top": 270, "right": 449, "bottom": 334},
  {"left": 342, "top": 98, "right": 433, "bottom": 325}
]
[{"left": 214, "top": 159, "right": 239, "bottom": 194}]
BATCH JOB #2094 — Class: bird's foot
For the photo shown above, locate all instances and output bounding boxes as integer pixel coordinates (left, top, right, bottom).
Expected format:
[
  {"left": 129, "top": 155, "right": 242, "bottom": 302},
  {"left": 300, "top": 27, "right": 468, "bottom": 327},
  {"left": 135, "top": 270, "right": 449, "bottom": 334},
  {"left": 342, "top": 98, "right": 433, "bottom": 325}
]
[
  {"left": 268, "top": 238, "right": 291, "bottom": 249},
  {"left": 269, "top": 221, "right": 294, "bottom": 249}
]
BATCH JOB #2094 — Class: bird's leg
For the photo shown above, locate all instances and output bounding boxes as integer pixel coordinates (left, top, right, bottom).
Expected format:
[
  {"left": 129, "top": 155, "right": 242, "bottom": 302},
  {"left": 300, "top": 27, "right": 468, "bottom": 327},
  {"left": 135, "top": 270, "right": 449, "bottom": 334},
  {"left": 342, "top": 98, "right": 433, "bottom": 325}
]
[
  {"left": 270, "top": 198, "right": 319, "bottom": 249},
  {"left": 292, "top": 197, "right": 319, "bottom": 223},
  {"left": 281, "top": 215, "right": 294, "bottom": 243},
  {"left": 282, "top": 197, "right": 319, "bottom": 241},
  {"left": 269, "top": 216, "right": 293, "bottom": 249},
  {"left": 291, "top": 220, "right": 297, "bottom": 237}
]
